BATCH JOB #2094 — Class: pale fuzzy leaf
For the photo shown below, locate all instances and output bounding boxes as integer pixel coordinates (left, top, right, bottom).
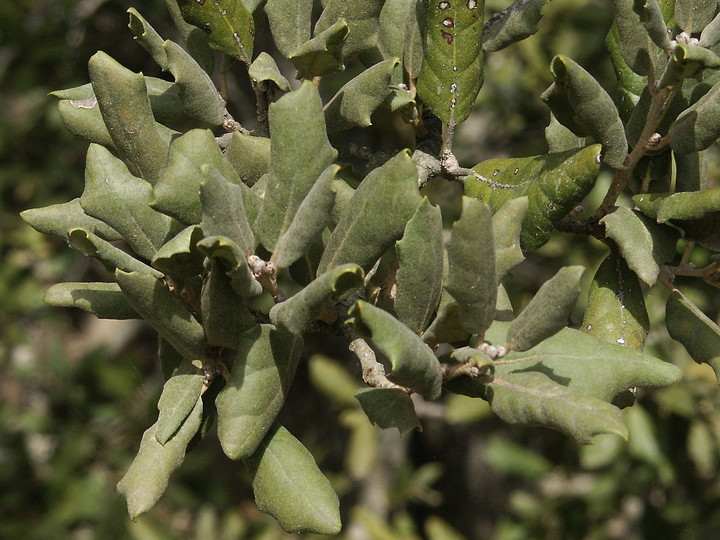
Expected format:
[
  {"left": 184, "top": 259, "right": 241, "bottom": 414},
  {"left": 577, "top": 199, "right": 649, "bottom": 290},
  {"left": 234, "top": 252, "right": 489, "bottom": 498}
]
[
  {"left": 265, "top": 0, "right": 313, "bottom": 58},
  {"left": 196, "top": 235, "right": 263, "bottom": 297},
  {"left": 288, "top": 20, "right": 348, "bottom": 79},
  {"left": 68, "top": 229, "right": 163, "bottom": 277},
  {"left": 355, "top": 388, "right": 421, "bottom": 434},
  {"left": 314, "top": 0, "right": 384, "bottom": 60},
  {"left": 151, "top": 225, "right": 205, "bottom": 279},
  {"left": 248, "top": 52, "right": 291, "bottom": 92},
  {"left": 43, "top": 282, "right": 137, "bottom": 319},
  {"left": 483, "top": 0, "right": 546, "bottom": 52},
  {"left": 21, "top": 199, "right": 121, "bottom": 242},
  {"left": 156, "top": 358, "right": 204, "bottom": 444},
  {"left": 492, "top": 196, "right": 528, "bottom": 282}
]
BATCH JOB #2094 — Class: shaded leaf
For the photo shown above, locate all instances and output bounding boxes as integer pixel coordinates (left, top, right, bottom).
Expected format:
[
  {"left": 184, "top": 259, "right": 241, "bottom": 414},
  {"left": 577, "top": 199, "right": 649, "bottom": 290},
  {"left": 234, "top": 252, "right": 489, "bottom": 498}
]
[
  {"left": 355, "top": 388, "right": 421, "bottom": 434},
  {"left": 289, "top": 20, "right": 348, "bottom": 80},
  {"left": 445, "top": 197, "right": 496, "bottom": 338},
  {"left": 632, "top": 0, "right": 673, "bottom": 51},
  {"left": 68, "top": 229, "right": 163, "bottom": 277},
  {"left": 347, "top": 300, "right": 442, "bottom": 399},
  {"left": 88, "top": 51, "right": 169, "bottom": 184},
  {"left": 254, "top": 82, "right": 337, "bottom": 251},
  {"left": 669, "top": 79, "right": 720, "bottom": 154},
  {"left": 605, "top": 23, "right": 646, "bottom": 119},
  {"left": 224, "top": 132, "right": 271, "bottom": 186},
  {"left": 196, "top": 236, "right": 263, "bottom": 297},
  {"left": 178, "top": 0, "right": 254, "bottom": 64},
  {"left": 666, "top": 290, "right": 720, "bottom": 382},
  {"left": 264, "top": 0, "right": 313, "bottom": 58},
  {"left": 378, "top": 0, "right": 417, "bottom": 80},
  {"left": 272, "top": 165, "right": 338, "bottom": 269},
  {"left": 324, "top": 58, "right": 399, "bottom": 132},
  {"left": 115, "top": 269, "right": 207, "bottom": 360},
  {"left": 610, "top": 0, "right": 665, "bottom": 77},
  {"left": 308, "top": 355, "right": 360, "bottom": 409},
  {"left": 417, "top": 0, "right": 484, "bottom": 124},
  {"left": 163, "top": 0, "right": 215, "bottom": 73},
  {"left": 56, "top": 98, "right": 115, "bottom": 148},
  {"left": 542, "top": 55, "right": 627, "bottom": 168},
  {"left": 81, "top": 144, "right": 177, "bottom": 261},
  {"left": 152, "top": 225, "right": 205, "bottom": 279},
  {"left": 675, "top": 0, "right": 718, "bottom": 33},
  {"left": 466, "top": 145, "right": 601, "bottom": 252},
  {"left": 21, "top": 198, "right": 121, "bottom": 242},
  {"left": 248, "top": 52, "right": 291, "bottom": 92},
  {"left": 659, "top": 44, "right": 720, "bottom": 89},
  {"left": 506, "top": 266, "right": 584, "bottom": 352},
  {"left": 216, "top": 324, "right": 301, "bottom": 460},
  {"left": 492, "top": 196, "right": 528, "bottom": 282},
  {"left": 483, "top": 0, "right": 546, "bottom": 53},
  {"left": 395, "top": 198, "right": 444, "bottom": 334},
  {"left": 246, "top": 424, "right": 341, "bottom": 534},
  {"left": 156, "top": 358, "right": 204, "bottom": 445},
  {"left": 314, "top": 0, "right": 384, "bottom": 60},
  {"left": 700, "top": 11, "right": 720, "bottom": 48},
  {"left": 601, "top": 206, "right": 679, "bottom": 285},
  {"left": 403, "top": 0, "right": 425, "bottom": 79},
  {"left": 117, "top": 398, "right": 202, "bottom": 518},
  {"left": 318, "top": 150, "right": 422, "bottom": 274},
  {"left": 487, "top": 371, "right": 628, "bottom": 444},
  {"left": 43, "top": 282, "right": 137, "bottom": 319},
  {"left": 582, "top": 254, "right": 650, "bottom": 351},
  {"left": 269, "top": 264, "right": 364, "bottom": 335}
]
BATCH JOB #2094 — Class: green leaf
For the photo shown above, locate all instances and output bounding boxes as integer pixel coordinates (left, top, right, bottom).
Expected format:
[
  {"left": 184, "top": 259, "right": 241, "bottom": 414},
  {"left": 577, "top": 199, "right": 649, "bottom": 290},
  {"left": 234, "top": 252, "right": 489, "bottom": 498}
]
[
  {"left": 487, "top": 371, "right": 628, "bottom": 443},
  {"left": 199, "top": 166, "right": 255, "bottom": 255},
  {"left": 163, "top": 0, "right": 215, "bottom": 74},
  {"left": 68, "top": 229, "right": 163, "bottom": 277},
  {"left": 486, "top": 321, "right": 682, "bottom": 403},
  {"left": 445, "top": 197, "right": 496, "bottom": 338},
  {"left": 314, "top": 0, "right": 384, "bottom": 60},
  {"left": 355, "top": 388, "right": 421, "bottom": 434},
  {"left": 466, "top": 145, "right": 601, "bottom": 252},
  {"left": 154, "top": 129, "right": 238, "bottom": 225},
  {"left": 542, "top": 55, "right": 628, "bottom": 168},
  {"left": 201, "top": 261, "right": 257, "bottom": 348},
  {"left": 152, "top": 225, "right": 205, "bottom": 279},
  {"left": 248, "top": 52, "right": 291, "bottom": 92},
  {"left": 700, "top": 12, "right": 720, "bottom": 48},
  {"left": 117, "top": 398, "right": 202, "bottom": 518},
  {"left": 582, "top": 254, "right": 650, "bottom": 351},
  {"left": 675, "top": 0, "right": 717, "bottom": 33},
  {"left": 308, "top": 355, "right": 360, "bottom": 409},
  {"left": 395, "top": 198, "right": 444, "bottom": 334},
  {"left": 246, "top": 424, "right": 341, "bottom": 535},
  {"left": 21, "top": 198, "right": 121, "bottom": 242},
  {"left": 269, "top": 264, "right": 364, "bottom": 335},
  {"left": 634, "top": 188, "right": 720, "bottom": 221},
  {"left": 324, "top": 58, "right": 399, "bottom": 132},
  {"left": 115, "top": 269, "right": 207, "bottom": 360},
  {"left": 156, "top": 358, "right": 204, "bottom": 445},
  {"left": 272, "top": 165, "right": 338, "bottom": 269},
  {"left": 196, "top": 236, "right": 263, "bottom": 297},
  {"left": 605, "top": 23, "right": 646, "bottom": 119},
  {"left": 288, "top": 19, "right": 349, "bottom": 79},
  {"left": 601, "top": 207, "right": 679, "bottom": 285},
  {"left": 659, "top": 44, "right": 720, "bottom": 89},
  {"left": 56, "top": 97, "right": 115, "bottom": 148},
  {"left": 492, "top": 197, "right": 528, "bottom": 282},
  {"left": 422, "top": 292, "right": 468, "bottom": 346},
  {"left": 506, "top": 266, "right": 584, "bottom": 352},
  {"left": 632, "top": 0, "right": 673, "bottom": 51},
  {"left": 177, "top": 0, "right": 254, "bottom": 64},
  {"left": 666, "top": 290, "right": 720, "bottom": 382},
  {"left": 378, "top": 0, "right": 417, "bottom": 79},
  {"left": 224, "top": 132, "right": 270, "bottom": 186},
  {"left": 264, "top": 0, "right": 313, "bottom": 58},
  {"left": 88, "top": 51, "right": 170, "bottom": 184},
  {"left": 347, "top": 300, "right": 442, "bottom": 399},
  {"left": 254, "top": 82, "right": 337, "bottom": 251},
  {"left": 318, "top": 150, "right": 422, "bottom": 274},
  {"left": 416, "top": 0, "right": 484, "bottom": 124},
  {"left": 403, "top": 0, "right": 425, "bottom": 79},
  {"left": 482, "top": 0, "right": 546, "bottom": 53},
  {"left": 216, "top": 325, "right": 301, "bottom": 460},
  {"left": 669, "top": 79, "right": 720, "bottom": 154},
  {"left": 43, "top": 282, "right": 137, "bottom": 319},
  {"left": 81, "top": 144, "right": 177, "bottom": 261},
  {"left": 610, "top": 0, "right": 665, "bottom": 77}
]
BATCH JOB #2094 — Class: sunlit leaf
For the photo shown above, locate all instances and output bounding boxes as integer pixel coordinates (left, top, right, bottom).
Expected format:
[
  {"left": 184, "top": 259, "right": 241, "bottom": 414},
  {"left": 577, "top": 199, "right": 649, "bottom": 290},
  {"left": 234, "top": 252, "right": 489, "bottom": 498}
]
[
  {"left": 264, "top": 0, "right": 313, "bottom": 58},
  {"left": 43, "top": 282, "right": 137, "bottom": 319},
  {"left": 288, "top": 20, "right": 348, "bottom": 79},
  {"left": 314, "top": 0, "right": 384, "bottom": 60},
  {"left": 156, "top": 358, "right": 204, "bottom": 445},
  {"left": 21, "top": 199, "right": 121, "bottom": 242},
  {"left": 248, "top": 52, "right": 290, "bottom": 92}
]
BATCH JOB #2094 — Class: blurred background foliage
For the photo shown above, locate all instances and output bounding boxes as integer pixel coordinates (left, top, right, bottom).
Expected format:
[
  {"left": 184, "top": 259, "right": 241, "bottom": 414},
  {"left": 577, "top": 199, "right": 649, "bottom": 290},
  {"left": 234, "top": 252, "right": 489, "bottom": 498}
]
[{"left": 2, "top": 0, "right": 720, "bottom": 538}]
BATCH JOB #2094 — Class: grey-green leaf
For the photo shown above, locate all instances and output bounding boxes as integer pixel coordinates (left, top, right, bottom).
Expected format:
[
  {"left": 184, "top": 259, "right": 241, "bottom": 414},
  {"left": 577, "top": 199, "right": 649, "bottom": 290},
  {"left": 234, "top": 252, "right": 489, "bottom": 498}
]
[
  {"left": 56, "top": 98, "right": 115, "bottom": 148},
  {"left": 254, "top": 82, "right": 337, "bottom": 251},
  {"left": 81, "top": 144, "right": 177, "bottom": 261},
  {"left": 610, "top": 0, "right": 665, "bottom": 77},
  {"left": 224, "top": 132, "right": 271, "bottom": 187},
  {"left": 675, "top": 0, "right": 718, "bottom": 34},
  {"left": 395, "top": 198, "right": 444, "bottom": 334},
  {"left": 318, "top": 149, "right": 422, "bottom": 274},
  {"left": 43, "top": 282, "right": 137, "bottom": 320},
  {"left": 314, "top": 0, "right": 384, "bottom": 60},
  {"left": 347, "top": 300, "right": 442, "bottom": 399},
  {"left": 115, "top": 269, "right": 206, "bottom": 360},
  {"left": 20, "top": 198, "right": 121, "bottom": 242},
  {"left": 355, "top": 388, "right": 421, "bottom": 435},
  {"left": 269, "top": 264, "right": 364, "bottom": 335},
  {"left": 601, "top": 206, "right": 679, "bottom": 286},
  {"left": 666, "top": 290, "right": 720, "bottom": 383},
  {"left": 542, "top": 55, "right": 627, "bottom": 168},
  {"left": 248, "top": 52, "right": 291, "bottom": 92},
  {"left": 246, "top": 424, "right": 341, "bottom": 534},
  {"left": 492, "top": 196, "right": 528, "bottom": 282},
  {"left": 68, "top": 229, "right": 163, "bottom": 277},
  {"left": 324, "top": 58, "right": 399, "bottom": 132},
  {"left": 483, "top": 0, "right": 546, "bottom": 53},
  {"left": 216, "top": 324, "right": 302, "bottom": 460},
  {"left": 88, "top": 51, "right": 169, "bottom": 184},
  {"left": 669, "top": 79, "right": 720, "bottom": 154},
  {"left": 265, "top": 0, "right": 313, "bottom": 58},
  {"left": 196, "top": 236, "right": 263, "bottom": 297},
  {"left": 156, "top": 358, "right": 204, "bottom": 445},
  {"left": 117, "top": 397, "right": 202, "bottom": 518},
  {"left": 289, "top": 19, "right": 349, "bottom": 79},
  {"left": 151, "top": 225, "right": 205, "bottom": 279},
  {"left": 506, "top": 266, "right": 584, "bottom": 352},
  {"left": 445, "top": 197, "right": 497, "bottom": 338}
]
